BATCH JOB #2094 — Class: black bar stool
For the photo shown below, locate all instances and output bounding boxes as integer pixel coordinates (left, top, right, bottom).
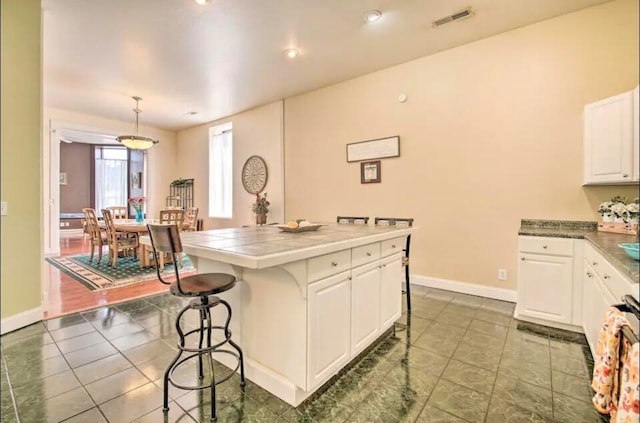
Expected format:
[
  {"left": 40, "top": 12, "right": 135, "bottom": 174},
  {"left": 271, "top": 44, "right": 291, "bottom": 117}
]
[{"left": 147, "top": 224, "right": 245, "bottom": 422}]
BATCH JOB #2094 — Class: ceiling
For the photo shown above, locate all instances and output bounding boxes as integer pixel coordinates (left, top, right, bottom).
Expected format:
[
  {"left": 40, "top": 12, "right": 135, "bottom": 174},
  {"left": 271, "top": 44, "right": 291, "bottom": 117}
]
[{"left": 43, "top": 0, "right": 610, "bottom": 131}]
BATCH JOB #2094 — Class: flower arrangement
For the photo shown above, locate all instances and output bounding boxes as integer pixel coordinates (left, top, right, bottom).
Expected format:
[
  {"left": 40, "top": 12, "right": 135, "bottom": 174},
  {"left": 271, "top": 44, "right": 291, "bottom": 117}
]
[
  {"left": 598, "top": 196, "right": 639, "bottom": 224},
  {"left": 251, "top": 192, "right": 269, "bottom": 215},
  {"left": 128, "top": 196, "right": 146, "bottom": 212}
]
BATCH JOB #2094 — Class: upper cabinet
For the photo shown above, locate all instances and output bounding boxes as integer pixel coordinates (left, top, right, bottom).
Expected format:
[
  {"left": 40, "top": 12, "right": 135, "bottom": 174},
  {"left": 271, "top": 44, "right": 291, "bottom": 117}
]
[{"left": 583, "top": 87, "right": 639, "bottom": 185}]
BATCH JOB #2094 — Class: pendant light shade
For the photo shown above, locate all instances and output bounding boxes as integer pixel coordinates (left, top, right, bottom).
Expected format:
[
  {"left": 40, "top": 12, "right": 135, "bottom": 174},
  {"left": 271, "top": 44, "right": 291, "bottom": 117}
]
[{"left": 116, "top": 96, "right": 159, "bottom": 150}]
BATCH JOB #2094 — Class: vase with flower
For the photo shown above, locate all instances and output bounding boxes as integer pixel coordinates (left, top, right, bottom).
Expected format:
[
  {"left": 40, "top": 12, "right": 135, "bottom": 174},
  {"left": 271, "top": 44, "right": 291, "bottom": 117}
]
[
  {"left": 128, "top": 197, "right": 146, "bottom": 223},
  {"left": 251, "top": 192, "right": 269, "bottom": 225}
]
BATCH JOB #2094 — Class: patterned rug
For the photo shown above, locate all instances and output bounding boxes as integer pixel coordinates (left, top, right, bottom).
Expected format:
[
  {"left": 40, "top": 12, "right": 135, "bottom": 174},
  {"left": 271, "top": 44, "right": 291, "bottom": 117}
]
[{"left": 46, "top": 253, "right": 196, "bottom": 291}]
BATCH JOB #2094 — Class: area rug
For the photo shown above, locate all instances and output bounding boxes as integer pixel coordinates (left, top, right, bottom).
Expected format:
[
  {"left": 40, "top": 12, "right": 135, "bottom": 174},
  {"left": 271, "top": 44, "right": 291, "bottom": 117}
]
[{"left": 46, "top": 254, "right": 196, "bottom": 291}]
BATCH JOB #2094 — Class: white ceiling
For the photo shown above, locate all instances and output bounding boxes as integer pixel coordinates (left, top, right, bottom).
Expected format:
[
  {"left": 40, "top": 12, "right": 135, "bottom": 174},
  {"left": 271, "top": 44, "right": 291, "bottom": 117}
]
[{"left": 43, "top": 0, "right": 610, "bottom": 131}]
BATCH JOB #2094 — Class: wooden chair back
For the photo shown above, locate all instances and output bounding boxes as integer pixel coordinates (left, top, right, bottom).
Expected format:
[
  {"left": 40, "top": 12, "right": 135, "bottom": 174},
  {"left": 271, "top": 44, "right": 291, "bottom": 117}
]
[
  {"left": 159, "top": 209, "right": 185, "bottom": 229},
  {"left": 106, "top": 206, "right": 128, "bottom": 220},
  {"left": 82, "top": 208, "right": 102, "bottom": 241},
  {"left": 337, "top": 216, "right": 369, "bottom": 224},
  {"left": 183, "top": 207, "right": 199, "bottom": 231},
  {"left": 147, "top": 224, "right": 184, "bottom": 288},
  {"left": 101, "top": 209, "right": 118, "bottom": 244}
]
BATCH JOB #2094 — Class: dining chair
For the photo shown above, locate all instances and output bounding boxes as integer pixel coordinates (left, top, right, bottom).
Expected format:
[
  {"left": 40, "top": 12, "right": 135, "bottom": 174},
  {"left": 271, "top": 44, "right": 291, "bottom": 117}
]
[
  {"left": 106, "top": 206, "right": 128, "bottom": 220},
  {"left": 102, "top": 209, "right": 139, "bottom": 268},
  {"left": 336, "top": 216, "right": 369, "bottom": 224},
  {"left": 82, "top": 208, "right": 107, "bottom": 264},
  {"left": 374, "top": 217, "right": 414, "bottom": 311},
  {"left": 182, "top": 207, "right": 199, "bottom": 232}
]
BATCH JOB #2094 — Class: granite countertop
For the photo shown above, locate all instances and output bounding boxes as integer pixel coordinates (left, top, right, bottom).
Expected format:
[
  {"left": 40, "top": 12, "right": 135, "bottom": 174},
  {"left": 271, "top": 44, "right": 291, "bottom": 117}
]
[{"left": 519, "top": 219, "right": 639, "bottom": 282}]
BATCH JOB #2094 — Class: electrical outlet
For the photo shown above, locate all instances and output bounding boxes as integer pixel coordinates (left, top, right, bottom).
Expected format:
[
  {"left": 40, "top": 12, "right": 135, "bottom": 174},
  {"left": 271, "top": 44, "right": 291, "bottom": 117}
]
[{"left": 498, "top": 269, "right": 507, "bottom": 280}]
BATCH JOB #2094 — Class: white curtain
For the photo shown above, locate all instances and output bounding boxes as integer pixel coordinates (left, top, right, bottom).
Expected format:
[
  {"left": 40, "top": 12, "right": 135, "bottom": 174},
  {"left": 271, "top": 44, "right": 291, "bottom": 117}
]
[
  {"left": 209, "top": 130, "right": 233, "bottom": 218},
  {"left": 95, "top": 158, "right": 127, "bottom": 214}
]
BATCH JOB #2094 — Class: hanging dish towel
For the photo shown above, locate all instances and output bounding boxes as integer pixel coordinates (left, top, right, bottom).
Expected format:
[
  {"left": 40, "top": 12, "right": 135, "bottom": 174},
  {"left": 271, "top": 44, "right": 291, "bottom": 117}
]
[
  {"left": 592, "top": 307, "right": 631, "bottom": 415},
  {"left": 615, "top": 341, "right": 639, "bottom": 422}
]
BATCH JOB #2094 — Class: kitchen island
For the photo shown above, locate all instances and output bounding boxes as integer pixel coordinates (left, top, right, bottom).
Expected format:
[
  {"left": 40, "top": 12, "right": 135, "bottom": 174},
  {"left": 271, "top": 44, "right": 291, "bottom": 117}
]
[{"left": 140, "top": 223, "right": 414, "bottom": 406}]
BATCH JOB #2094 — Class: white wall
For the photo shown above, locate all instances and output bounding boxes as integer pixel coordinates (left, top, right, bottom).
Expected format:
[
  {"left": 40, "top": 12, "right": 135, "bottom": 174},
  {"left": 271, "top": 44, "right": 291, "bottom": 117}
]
[{"left": 176, "top": 101, "right": 284, "bottom": 229}]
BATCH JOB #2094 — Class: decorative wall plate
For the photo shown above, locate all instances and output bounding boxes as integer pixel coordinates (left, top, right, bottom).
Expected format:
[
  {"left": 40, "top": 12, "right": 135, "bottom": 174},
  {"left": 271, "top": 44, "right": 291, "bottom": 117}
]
[{"left": 242, "top": 155, "right": 268, "bottom": 194}]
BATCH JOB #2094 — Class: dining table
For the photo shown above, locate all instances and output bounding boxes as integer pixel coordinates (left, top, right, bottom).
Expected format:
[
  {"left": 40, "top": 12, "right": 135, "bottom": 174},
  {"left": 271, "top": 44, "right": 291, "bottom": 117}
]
[{"left": 99, "top": 219, "right": 158, "bottom": 268}]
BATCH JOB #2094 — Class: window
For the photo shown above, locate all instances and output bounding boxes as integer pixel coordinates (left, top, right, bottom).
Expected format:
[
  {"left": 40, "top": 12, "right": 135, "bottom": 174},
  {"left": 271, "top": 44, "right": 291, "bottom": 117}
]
[
  {"left": 95, "top": 146, "right": 128, "bottom": 213},
  {"left": 209, "top": 124, "right": 233, "bottom": 218}
]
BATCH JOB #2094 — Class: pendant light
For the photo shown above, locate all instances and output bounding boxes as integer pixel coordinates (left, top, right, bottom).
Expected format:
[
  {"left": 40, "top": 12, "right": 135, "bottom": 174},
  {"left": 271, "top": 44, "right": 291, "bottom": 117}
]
[{"left": 116, "top": 96, "right": 159, "bottom": 150}]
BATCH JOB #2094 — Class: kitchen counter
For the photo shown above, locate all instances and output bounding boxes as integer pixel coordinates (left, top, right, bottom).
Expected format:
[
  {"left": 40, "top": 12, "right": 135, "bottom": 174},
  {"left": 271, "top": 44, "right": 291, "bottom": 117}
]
[
  {"left": 141, "top": 223, "right": 415, "bottom": 407},
  {"left": 519, "top": 219, "right": 639, "bottom": 282}
]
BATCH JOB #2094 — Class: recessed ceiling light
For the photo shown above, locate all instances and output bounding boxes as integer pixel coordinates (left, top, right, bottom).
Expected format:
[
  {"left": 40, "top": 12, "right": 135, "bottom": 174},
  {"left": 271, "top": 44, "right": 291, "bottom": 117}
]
[
  {"left": 284, "top": 48, "right": 299, "bottom": 59},
  {"left": 364, "top": 10, "right": 382, "bottom": 23},
  {"left": 194, "top": 0, "right": 208, "bottom": 5}
]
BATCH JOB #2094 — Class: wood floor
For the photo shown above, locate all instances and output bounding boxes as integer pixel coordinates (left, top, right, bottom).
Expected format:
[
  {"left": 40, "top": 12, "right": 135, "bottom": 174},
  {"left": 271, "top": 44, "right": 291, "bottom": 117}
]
[{"left": 43, "top": 235, "right": 168, "bottom": 320}]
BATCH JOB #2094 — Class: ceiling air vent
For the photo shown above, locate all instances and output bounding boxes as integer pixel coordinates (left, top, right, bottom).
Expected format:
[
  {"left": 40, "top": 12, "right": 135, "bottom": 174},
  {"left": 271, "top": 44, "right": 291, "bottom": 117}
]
[{"left": 432, "top": 7, "right": 473, "bottom": 28}]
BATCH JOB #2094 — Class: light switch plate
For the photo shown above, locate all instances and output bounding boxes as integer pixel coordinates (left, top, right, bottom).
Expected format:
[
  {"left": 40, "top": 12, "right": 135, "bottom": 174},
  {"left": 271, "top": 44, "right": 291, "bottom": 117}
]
[{"left": 0, "top": 201, "right": 7, "bottom": 216}]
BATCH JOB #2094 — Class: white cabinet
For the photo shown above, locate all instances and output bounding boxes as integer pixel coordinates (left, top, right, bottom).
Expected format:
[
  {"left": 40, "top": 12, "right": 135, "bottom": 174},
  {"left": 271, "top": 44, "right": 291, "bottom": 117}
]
[
  {"left": 518, "top": 253, "right": 574, "bottom": 324},
  {"left": 350, "top": 261, "right": 381, "bottom": 357},
  {"left": 380, "top": 253, "right": 403, "bottom": 329},
  {"left": 583, "top": 89, "right": 637, "bottom": 185},
  {"left": 307, "top": 271, "right": 351, "bottom": 390},
  {"left": 516, "top": 236, "right": 583, "bottom": 329},
  {"left": 582, "top": 262, "right": 615, "bottom": 358}
]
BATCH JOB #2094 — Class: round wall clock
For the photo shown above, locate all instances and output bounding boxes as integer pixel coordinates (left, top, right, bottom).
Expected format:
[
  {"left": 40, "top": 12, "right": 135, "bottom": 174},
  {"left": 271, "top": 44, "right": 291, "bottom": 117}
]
[{"left": 242, "top": 155, "right": 268, "bottom": 194}]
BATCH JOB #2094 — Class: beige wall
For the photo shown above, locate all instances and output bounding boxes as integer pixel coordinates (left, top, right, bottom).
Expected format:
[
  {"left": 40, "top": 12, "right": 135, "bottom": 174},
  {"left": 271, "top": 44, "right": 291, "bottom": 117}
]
[
  {"left": 1, "top": 0, "right": 42, "bottom": 318},
  {"left": 176, "top": 101, "right": 284, "bottom": 229},
  {"left": 284, "top": 0, "right": 639, "bottom": 290},
  {"left": 43, "top": 107, "right": 178, "bottom": 252}
]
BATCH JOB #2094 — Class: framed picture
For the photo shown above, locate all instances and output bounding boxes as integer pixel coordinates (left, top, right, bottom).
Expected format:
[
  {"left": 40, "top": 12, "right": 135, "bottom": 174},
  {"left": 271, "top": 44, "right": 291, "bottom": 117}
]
[
  {"left": 131, "top": 172, "right": 142, "bottom": 189},
  {"left": 59, "top": 172, "right": 67, "bottom": 185},
  {"left": 347, "top": 136, "right": 400, "bottom": 162},
  {"left": 361, "top": 160, "right": 381, "bottom": 184}
]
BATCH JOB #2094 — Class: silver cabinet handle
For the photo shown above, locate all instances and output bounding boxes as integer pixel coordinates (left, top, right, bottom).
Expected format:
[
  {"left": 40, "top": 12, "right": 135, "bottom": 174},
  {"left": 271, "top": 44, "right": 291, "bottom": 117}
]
[
  {"left": 586, "top": 272, "right": 593, "bottom": 278},
  {"left": 382, "top": 264, "right": 387, "bottom": 267},
  {"left": 592, "top": 261, "right": 598, "bottom": 266},
  {"left": 391, "top": 244, "right": 396, "bottom": 248},
  {"left": 379, "top": 265, "right": 383, "bottom": 268},
  {"left": 542, "top": 245, "right": 548, "bottom": 249},
  {"left": 331, "top": 261, "right": 337, "bottom": 267},
  {"left": 603, "top": 274, "right": 610, "bottom": 280},
  {"left": 521, "top": 257, "right": 525, "bottom": 261},
  {"left": 623, "top": 174, "right": 629, "bottom": 178},
  {"left": 348, "top": 276, "right": 352, "bottom": 280},
  {"left": 366, "top": 252, "right": 372, "bottom": 256}
]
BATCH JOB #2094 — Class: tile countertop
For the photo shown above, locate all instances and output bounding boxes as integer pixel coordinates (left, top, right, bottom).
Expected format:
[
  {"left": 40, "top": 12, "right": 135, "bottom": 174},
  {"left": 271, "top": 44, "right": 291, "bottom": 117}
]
[{"left": 519, "top": 219, "right": 639, "bottom": 282}]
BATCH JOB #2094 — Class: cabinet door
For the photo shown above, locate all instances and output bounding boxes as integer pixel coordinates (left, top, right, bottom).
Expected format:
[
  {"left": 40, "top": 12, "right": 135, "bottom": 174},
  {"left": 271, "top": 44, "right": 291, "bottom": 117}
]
[
  {"left": 380, "top": 253, "right": 403, "bottom": 330},
  {"left": 351, "top": 261, "right": 381, "bottom": 357},
  {"left": 518, "top": 254, "right": 573, "bottom": 324},
  {"left": 582, "top": 264, "right": 615, "bottom": 358},
  {"left": 307, "top": 271, "right": 351, "bottom": 390},
  {"left": 583, "top": 91, "right": 633, "bottom": 184}
]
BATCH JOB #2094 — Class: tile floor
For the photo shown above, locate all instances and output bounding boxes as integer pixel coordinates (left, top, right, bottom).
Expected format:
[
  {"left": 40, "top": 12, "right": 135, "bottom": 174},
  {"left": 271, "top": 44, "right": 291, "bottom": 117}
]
[{"left": 1, "top": 287, "right": 606, "bottom": 422}]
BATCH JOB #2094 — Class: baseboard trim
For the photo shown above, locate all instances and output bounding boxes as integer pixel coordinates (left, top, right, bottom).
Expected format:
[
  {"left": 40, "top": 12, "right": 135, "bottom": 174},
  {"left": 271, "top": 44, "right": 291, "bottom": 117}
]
[
  {"left": 514, "top": 308, "right": 583, "bottom": 333},
  {"left": 411, "top": 274, "right": 517, "bottom": 303},
  {"left": 1, "top": 306, "right": 43, "bottom": 335},
  {"left": 60, "top": 229, "right": 83, "bottom": 236}
]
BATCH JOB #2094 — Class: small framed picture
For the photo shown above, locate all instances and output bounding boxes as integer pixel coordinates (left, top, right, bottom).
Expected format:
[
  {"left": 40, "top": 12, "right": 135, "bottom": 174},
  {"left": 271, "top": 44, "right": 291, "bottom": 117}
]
[
  {"left": 360, "top": 160, "right": 381, "bottom": 184},
  {"left": 131, "top": 172, "right": 142, "bottom": 189},
  {"left": 59, "top": 172, "right": 67, "bottom": 185}
]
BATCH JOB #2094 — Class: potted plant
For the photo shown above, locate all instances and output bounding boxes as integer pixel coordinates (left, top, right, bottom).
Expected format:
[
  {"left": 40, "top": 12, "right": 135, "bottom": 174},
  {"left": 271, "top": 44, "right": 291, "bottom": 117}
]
[
  {"left": 128, "top": 197, "right": 146, "bottom": 223},
  {"left": 627, "top": 198, "right": 639, "bottom": 224},
  {"left": 598, "top": 201, "right": 614, "bottom": 222},
  {"left": 251, "top": 192, "right": 269, "bottom": 225}
]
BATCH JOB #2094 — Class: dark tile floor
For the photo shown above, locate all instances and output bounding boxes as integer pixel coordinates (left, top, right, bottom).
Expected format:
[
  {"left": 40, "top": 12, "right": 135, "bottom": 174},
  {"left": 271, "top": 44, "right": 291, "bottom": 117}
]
[{"left": 0, "top": 287, "right": 606, "bottom": 422}]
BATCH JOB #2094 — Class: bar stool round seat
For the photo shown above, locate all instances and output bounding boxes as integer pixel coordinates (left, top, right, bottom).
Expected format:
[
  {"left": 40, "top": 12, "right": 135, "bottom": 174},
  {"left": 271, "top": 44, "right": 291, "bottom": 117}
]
[
  {"left": 147, "top": 224, "right": 245, "bottom": 423},
  {"left": 169, "top": 273, "right": 236, "bottom": 297}
]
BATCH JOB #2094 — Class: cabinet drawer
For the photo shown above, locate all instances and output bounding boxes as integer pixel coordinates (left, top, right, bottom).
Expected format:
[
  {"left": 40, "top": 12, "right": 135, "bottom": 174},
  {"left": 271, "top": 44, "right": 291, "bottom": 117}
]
[
  {"left": 352, "top": 243, "right": 380, "bottom": 268},
  {"left": 519, "top": 236, "right": 573, "bottom": 256},
  {"left": 381, "top": 237, "right": 406, "bottom": 257},
  {"left": 308, "top": 249, "right": 351, "bottom": 283}
]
